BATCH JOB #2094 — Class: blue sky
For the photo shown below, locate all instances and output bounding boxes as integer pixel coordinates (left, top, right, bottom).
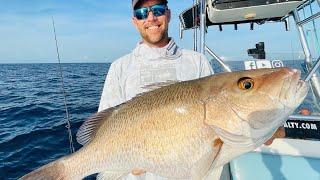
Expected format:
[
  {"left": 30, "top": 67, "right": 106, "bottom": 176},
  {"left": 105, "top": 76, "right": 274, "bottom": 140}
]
[{"left": 0, "top": 0, "right": 319, "bottom": 63}]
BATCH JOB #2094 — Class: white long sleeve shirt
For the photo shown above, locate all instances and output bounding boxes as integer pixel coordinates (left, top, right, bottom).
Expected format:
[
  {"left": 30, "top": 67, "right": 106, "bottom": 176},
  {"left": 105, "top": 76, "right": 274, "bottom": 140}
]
[
  {"left": 98, "top": 39, "right": 213, "bottom": 179},
  {"left": 99, "top": 39, "right": 213, "bottom": 111}
]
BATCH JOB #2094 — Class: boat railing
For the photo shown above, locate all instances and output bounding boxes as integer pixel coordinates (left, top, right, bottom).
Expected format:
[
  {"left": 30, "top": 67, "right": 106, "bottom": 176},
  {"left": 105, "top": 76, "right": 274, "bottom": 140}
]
[
  {"left": 293, "top": 0, "right": 320, "bottom": 114},
  {"left": 205, "top": 45, "right": 232, "bottom": 72},
  {"left": 289, "top": 114, "right": 320, "bottom": 121}
]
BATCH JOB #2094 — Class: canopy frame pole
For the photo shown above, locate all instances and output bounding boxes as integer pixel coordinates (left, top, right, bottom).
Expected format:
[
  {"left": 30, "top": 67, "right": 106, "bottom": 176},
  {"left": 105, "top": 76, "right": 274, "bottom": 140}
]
[{"left": 199, "top": 0, "right": 206, "bottom": 54}]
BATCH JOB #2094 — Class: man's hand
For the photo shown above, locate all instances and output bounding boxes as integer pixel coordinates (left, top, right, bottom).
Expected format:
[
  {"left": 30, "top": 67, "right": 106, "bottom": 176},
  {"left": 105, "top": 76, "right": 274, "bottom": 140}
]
[{"left": 264, "top": 126, "right": 286, "bottom": 145}]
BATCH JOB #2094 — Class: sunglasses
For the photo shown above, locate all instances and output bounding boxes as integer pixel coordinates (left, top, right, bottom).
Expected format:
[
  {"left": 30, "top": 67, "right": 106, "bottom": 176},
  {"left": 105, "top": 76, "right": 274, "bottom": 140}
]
[{"left": 134, "top": 4, "right": 168, "bottom": 20}]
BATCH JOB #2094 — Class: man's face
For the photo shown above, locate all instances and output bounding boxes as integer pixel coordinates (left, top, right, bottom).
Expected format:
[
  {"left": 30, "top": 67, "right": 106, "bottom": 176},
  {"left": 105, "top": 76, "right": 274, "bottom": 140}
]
[{"left": 132, "top": 0, "right": 171, "bottom": 47}]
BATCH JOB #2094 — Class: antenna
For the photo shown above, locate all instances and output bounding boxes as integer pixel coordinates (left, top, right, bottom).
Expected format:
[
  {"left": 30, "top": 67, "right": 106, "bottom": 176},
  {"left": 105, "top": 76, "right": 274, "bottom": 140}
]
[{"left": 52, "top": 17, "right": 75, "bottom": 153}]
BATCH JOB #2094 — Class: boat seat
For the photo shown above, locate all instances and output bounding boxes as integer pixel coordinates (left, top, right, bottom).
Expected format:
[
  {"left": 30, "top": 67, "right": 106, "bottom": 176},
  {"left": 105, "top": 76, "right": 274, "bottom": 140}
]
[
  {"left": 230, "top": 152, "right": 320, "bottom": 180},
  {"left": 179, "top": 0, "right": 303, "bottom": 30}
]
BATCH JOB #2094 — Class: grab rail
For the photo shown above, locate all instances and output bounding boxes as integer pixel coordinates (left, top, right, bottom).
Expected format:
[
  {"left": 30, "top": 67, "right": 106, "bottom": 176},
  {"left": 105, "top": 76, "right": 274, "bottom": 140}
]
[{"left": 289, "top": 115, "right": 320, "bottom": 121}]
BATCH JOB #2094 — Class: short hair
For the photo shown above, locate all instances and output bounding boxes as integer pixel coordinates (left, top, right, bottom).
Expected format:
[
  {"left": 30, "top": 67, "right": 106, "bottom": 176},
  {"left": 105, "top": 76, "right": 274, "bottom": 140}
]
[{"left": 134, "top": 0, "right": 168, "bottom": 10}]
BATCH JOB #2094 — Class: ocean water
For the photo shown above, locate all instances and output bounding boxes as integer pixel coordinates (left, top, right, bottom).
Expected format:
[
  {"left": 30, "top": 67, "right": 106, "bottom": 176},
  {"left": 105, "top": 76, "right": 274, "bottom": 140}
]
[
  {"left": 0, "top": 63, "right": 109, "bottom": 179},
  {"left": 0, "top": 61, "right": 318, "bottom": 179}
]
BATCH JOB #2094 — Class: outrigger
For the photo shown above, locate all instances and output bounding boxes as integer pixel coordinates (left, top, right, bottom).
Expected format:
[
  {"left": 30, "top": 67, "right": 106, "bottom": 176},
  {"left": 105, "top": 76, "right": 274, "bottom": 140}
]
[{"left": 179, "top": 0, "right": 320, "bottom": 179}]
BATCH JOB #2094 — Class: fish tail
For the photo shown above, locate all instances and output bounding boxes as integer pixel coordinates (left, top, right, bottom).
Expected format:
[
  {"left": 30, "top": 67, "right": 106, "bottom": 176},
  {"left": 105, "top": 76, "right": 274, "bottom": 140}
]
[{"left": 20, "top": 160, "right": 67, "bottom": 180}]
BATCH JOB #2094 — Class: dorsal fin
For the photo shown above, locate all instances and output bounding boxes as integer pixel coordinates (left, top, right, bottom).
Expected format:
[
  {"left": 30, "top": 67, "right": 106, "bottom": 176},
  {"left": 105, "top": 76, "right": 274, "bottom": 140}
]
[
  {"left": 141, "top": 80, "right": 178, "bottom": 90},
  {"left": 135, "top": 80, "right": 179, "bottom": 98},
  {"left": 76, "top": 107, "right": 115, "bottom": 146}
]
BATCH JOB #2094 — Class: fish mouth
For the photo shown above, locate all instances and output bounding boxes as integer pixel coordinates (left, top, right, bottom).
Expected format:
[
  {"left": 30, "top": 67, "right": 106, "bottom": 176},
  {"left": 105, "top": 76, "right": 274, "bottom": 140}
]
[
  {"left": 213, "top": 68, "right": 309, "bottom": 149},
  {"left": 251, "top": 69, "right": 309, "bottom": 131},
  {"left": 278, "top": 69, "right": 308, "bottom": 110},
  {"left": 229, "top": 69, "right": 308, "bottom": 147},
  {"left": 248, "top": 69, "right": 309, "bottom": 144}
]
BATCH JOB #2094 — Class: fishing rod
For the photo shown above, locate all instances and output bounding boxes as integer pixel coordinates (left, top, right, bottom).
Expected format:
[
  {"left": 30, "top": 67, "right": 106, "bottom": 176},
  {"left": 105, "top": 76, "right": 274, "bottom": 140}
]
[{"left": 52, "top": 17, "right": 75, "bottom": 153}]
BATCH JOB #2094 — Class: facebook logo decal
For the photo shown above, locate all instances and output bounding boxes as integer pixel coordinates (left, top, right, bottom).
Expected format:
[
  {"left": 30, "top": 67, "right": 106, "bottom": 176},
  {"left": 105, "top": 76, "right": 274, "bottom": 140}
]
[{"left": 244, "top": 61, "right": 257, "bottom": 70}]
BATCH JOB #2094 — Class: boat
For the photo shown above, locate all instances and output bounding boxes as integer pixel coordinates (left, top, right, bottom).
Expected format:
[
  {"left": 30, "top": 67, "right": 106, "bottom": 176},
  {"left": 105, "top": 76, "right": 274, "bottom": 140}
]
[{"left": 179, "top": 0, "right": 320, "bottom": 179}]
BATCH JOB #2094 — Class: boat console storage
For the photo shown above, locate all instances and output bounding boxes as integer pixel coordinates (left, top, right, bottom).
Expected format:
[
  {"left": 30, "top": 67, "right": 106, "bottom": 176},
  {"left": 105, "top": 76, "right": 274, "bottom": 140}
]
[
  {"left": 207, "top": 0, "right": 304, "bottom": 24},
  {"left": 180, "top": 0, "right": 303, "bottom": 30}
]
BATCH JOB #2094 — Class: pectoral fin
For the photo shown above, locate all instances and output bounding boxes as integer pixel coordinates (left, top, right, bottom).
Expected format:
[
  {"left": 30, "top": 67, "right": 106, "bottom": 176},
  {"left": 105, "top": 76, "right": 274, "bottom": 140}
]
[
  {"left": 190, "top": 138, "right": 223, "bottom": 180},
  {"left": 203, "top": 166, "right": 225, "bottom": 180}
]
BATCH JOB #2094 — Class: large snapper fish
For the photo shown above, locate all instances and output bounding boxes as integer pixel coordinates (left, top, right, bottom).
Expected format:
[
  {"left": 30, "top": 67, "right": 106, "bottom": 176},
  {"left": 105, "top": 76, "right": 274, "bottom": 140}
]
[{"left": 21, "top": 68, "right": 308, "bottom": 180}]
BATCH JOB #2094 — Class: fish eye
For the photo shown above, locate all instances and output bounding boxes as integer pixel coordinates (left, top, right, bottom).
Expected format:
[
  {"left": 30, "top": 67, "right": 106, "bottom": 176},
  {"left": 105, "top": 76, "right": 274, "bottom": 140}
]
[{"left": 237, "top": 77, "right": 254, "bottom": 90}]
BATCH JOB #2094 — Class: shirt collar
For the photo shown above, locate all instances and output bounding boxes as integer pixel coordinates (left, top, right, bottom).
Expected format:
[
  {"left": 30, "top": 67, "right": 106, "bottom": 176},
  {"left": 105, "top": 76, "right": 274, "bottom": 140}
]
[{"left": 133, "top": 38, "right": 182, "bottom": 61}]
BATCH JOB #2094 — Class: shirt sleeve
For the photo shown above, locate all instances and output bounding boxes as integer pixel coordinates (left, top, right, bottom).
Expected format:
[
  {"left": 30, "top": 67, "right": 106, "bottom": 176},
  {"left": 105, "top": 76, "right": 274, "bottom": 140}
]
[
  {"left": 98, "top": 63, "right": 124, "bottom": 112},
  {"left": 199, "top": 54, "right": 214, "bottom": 77}
]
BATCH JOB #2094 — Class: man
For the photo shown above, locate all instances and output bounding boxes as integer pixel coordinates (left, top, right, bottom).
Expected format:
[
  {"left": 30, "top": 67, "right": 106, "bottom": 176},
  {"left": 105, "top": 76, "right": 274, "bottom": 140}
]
[
  {"left": 98, "top": 0, "right": 212, "bottom": 179},
  {"left": 98, "top": 0, "right": 284, "bottom": 179},
  {"left": 98, "top": 0, "right": 212, "bottom": 112}
]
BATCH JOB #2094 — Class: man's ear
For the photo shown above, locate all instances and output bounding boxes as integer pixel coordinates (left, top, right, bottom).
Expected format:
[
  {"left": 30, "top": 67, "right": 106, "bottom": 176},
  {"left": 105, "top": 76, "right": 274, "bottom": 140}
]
[
  {"left": 132, "top": 17, "right": 138, "bottom": 29},
  {"left": 167, "top": 9, "right": 171, "bottom": 22}
]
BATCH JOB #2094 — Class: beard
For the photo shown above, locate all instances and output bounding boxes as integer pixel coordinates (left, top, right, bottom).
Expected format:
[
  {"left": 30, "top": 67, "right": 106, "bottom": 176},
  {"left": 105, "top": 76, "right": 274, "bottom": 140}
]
[{"left": 139, "top": 25, "right": 169, "bottom": 46}]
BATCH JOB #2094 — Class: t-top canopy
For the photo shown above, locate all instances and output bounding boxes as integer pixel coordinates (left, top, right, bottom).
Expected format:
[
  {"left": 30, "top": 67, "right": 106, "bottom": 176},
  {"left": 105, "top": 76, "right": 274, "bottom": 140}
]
[{"left": 179, "top": 0, "right": 304, "bottom": 29}]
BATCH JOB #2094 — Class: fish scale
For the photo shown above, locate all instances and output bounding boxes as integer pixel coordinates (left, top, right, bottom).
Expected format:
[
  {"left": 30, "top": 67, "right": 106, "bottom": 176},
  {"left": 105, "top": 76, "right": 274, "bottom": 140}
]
[
  {"left": 95, "top": 102, "right": 217, "bottom": 178},
  {"left": 20, "top": 68, "right": 308, "bottom": 180}
]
